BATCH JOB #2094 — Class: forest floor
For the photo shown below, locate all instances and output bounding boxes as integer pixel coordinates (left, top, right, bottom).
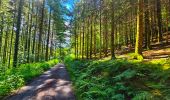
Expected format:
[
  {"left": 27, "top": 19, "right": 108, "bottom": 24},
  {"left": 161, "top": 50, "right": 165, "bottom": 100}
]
[
  {"left": 5, "top": 64, "right": 75, "bottom": 100},
  {"left": 4, "top": 46, "right": 170, "bottom": 100},
  {"left": 117, "top": 46, "right": 170, "bottom": 61},
  {"left": 64, "top": 48, "right": 170, "bottom": 99}
]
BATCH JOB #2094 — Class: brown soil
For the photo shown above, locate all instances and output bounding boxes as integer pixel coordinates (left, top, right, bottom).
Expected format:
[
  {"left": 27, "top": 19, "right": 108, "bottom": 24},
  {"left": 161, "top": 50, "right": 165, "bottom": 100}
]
[{"left": 143, "top": 48, "right": 170, "bottom": 60}]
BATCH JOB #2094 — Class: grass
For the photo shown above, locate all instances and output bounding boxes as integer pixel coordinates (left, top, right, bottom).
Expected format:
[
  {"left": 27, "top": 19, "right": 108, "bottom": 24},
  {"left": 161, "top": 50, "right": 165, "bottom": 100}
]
[
  {"left": 65, "top": 54, "right": 170, "bottom": 100},
  {"left": 0, "top": 59, "right": 58, "bottom": 98}
]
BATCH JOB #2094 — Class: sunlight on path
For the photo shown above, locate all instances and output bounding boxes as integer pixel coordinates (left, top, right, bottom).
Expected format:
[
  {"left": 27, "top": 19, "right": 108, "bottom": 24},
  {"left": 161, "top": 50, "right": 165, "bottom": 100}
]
[{"left": 7, "top": 64, "right": 75, "bottom": 100}]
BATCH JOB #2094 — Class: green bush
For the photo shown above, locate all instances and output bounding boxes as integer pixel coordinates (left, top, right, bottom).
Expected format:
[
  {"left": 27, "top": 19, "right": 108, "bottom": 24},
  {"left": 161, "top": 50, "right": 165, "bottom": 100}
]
[
  {"left": 0, "top": 75, "right": 24, "bottom": 96},
  {"left": 64, "top": 54, "right": 75, "bottom": 65},
  {"left": 39, "top": 63, "right": 50, "bottom": 70}
]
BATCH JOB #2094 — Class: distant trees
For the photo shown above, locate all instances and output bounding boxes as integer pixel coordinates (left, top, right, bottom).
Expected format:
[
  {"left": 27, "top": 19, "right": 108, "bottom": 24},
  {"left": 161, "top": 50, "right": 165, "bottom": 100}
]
[
  {"left": 0, "top": 0, "right": 67, "bottom": 68},
  {"left": 72, "top": 0, "right": 170, "bottom": 60}
]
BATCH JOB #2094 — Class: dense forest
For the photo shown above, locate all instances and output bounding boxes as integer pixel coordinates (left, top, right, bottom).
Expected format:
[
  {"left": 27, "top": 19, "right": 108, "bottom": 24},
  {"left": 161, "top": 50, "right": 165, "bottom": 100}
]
[
  {"left": 0, "top": 0, "right": 170, "bottom": 100},
  {"left": 72, "top": 0, "right": 170, "bottom": 59},
  {"left": 0, "top": 0, "right": 68, "bottom": 97},
  {"left": 0, "top": 0, "right": 67, "bottom": 68},
  {"left": 66, "top": 0, "right": 170, "bottom": 99}
]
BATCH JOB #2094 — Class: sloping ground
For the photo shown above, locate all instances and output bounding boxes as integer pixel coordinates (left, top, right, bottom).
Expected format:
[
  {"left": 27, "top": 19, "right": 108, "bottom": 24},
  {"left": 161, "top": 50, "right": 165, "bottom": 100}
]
[
  {"left": 143, "top": 48, "right": 170, "bottom": 60},
  {"left": 117, "top": 48, "right": 170, "bottom": 61},
  {"left": 5, "top": 64, "right": 75, "bottom": 100}
]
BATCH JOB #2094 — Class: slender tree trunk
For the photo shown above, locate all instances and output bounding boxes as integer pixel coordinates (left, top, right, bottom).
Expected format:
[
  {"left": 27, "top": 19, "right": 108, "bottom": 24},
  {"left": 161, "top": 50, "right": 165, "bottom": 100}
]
[
  {"left": 104, "top": 12, "right": 108, "bottom": 57},
  {"left": 13, "top": 0, "right": 24, "bottom": 67},
  {"left": 99, "top": 1, "right": 102, "bottom": 58},
  {"left": 82, "top": 19, "right": 85, "bottom": 59},
  {"left": 90, "top": 15, "right": 93, "bottom": 59},
  {"left": 111, "top": 0, "right": 116, "bottom": 59},
  {"left": 156, "top": 0, "right": 162, "bottom": 43},
  {"left": 76, "top": 22, "right": 79, "bottom": 59},
  {"left": 167, "top": 0, "right": 170, "bottom": 43},
  {"left": 0, "top": 14, "right": 4, "bottom": 56},
  {"left": 45, "top": 9, "right": 52, "bottom": 61},
  {"left": 74, "top": 21, "right": 77, "bottom": 59},
  {"left": 32, "top": 6, "right": 38, "bottom": 61},
  {"left": 86, "top": 17, "right": 89, "bottom": 59},
  {"left": 3, "top": 26, "right": 9, "bottom": 64},
  {"left": 50, "top": 26, "right": 54, "bottom": 59},
  {"left": 37, "top": 0, "right": 45, "bottom": 61},
  {"left": 24, "top": 1, "right": 31, "bottom": 61},
  {"left": 144, "top": 0, "right": 151, "bottom": 49},
  {"left": 93, "top": 16, "right": 97, "bottom": 58},
  {"left": 8, "top": 10, "right": 16, "bottom": 67},
  {"left": 27, "top": 0, "right": 33, "bottom": 63}
]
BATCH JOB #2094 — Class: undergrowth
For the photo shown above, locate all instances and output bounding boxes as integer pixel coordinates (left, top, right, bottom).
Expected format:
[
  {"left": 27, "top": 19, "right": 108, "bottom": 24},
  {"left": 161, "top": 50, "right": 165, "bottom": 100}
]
[
  {"left": 0, "top": 59, "right": 58, "bottom": 98},
  {"left": 65, "top": 55, "right": 170, "bottom": 100}
]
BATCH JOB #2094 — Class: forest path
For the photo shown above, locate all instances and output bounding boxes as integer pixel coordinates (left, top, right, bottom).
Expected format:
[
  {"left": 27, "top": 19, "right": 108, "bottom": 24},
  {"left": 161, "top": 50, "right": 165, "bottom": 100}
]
[{"left": 6, "top": 64, "right": 75, "bottom": 100}]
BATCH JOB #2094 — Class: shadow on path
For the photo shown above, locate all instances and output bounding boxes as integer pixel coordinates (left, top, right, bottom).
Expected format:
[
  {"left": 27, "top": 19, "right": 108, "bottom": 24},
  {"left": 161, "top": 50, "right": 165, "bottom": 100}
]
[{"left": 6, "top": 64, "right": 75, "bottom": 100}]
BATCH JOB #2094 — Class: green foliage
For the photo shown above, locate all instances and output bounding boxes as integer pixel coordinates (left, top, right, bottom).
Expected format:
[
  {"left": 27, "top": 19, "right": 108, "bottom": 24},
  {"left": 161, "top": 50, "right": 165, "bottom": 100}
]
[
  {"left": 132, "top": 91, "right": 153, "bottom": 100},
  {"left": 0, "top": 59, "right": 58, "bottom": 98},
  {"left": 64, "top": 54, "right": 75, "bottom": 65},
  {"left": 65, "top": 59, "right": 170, "bottom": 100},
  {"left": 0, "top": 75, "right": 24, "bottom": 96}
]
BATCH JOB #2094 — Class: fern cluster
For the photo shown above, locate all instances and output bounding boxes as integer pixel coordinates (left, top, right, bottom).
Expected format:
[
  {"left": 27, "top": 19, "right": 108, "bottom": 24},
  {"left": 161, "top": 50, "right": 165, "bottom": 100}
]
[{"left": 65, "top": 57, "right": 170, "bottom": 100}]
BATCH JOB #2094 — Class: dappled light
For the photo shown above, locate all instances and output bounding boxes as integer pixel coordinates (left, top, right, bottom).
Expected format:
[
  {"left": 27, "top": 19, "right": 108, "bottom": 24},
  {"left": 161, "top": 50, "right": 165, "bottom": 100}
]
[
  {"left": 0, "top": 0, "right": 170, "bottom": 100},
  {"left": 7, "top": 64, "right": 75, "bottom": 100}
]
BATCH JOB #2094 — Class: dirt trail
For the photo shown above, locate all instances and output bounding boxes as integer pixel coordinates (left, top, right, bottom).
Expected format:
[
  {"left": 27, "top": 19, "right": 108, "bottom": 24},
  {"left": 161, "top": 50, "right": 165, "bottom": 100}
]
[{"left": 6, "top": 64, "right": 75, "bottom": 100}]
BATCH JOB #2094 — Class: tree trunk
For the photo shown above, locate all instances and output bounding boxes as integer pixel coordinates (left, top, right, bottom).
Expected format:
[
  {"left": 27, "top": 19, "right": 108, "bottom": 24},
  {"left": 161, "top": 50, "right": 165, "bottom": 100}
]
[
  {"left": 90, "top": 15, "right": 93, "bottom": 59},
  {"left": 144, "top": 0, "right": 151, "bottom": 49},
  {"left": 45, "top": 9, "right": 52, "bottom": 61},
  {"left": 99, "top": 0, "right": 102, "bottom": 58},
  {"left": 27, "top": 0, "right": 33, "bottom": 63},
  {"left": 135, "top": 0, "right": 144, "bottom": 57},
  {"left": 8, "top": 8, "right": 16, "bottom": 67},
  {"left": 13, "top": 0, "right": 24, "bottom": 67},
  {"left": 111, "top": 0, "right": 116, "bottom": 59},
  {"left": 156, "top": 0, "right": 162, "bottom": 43},
  {"left": 37, "top": 0, "right": 45, "bottom": 61}
]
